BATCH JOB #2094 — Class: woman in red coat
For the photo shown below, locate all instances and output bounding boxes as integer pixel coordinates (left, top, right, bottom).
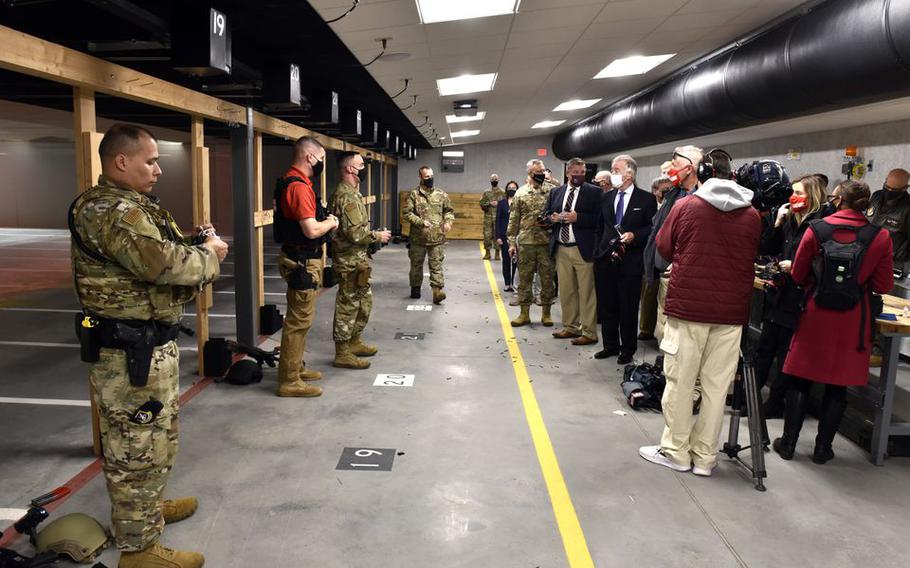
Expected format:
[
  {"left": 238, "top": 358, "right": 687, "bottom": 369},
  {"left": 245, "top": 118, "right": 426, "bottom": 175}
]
[{"left": 774, "top": 181, "right": 893, "bottom": 464}]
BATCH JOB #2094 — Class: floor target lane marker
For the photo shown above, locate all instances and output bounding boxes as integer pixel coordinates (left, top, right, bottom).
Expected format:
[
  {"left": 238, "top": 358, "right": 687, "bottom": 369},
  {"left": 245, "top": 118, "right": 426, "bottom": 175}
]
[{"left": 481, "top": 243, "right": 594, "bottom": 568}]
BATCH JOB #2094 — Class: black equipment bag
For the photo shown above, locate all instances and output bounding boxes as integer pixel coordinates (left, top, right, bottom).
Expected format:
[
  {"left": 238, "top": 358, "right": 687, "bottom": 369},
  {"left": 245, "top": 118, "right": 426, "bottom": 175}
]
[
  {"left": 259, "top": 304, "right": 283, "bottom": 335},
  {"left": 203, "top": 337, "right": 232, "bottom": 377},
  {"left": 620, "top": 363, "right": 666, "bottom": 410},
  {"left": 220, "top": 359, "right": 263, "bottom": 385}
]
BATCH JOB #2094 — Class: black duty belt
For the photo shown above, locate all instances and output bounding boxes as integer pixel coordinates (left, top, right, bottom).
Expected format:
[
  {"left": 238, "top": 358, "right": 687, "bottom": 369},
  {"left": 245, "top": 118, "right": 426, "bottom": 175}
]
[
  {"left": 558, "top": 242, "right": 577, "bottom": 247},
  {"left": 281, "top": 244, "right": 323, "bottom": 260},
  {"left": 95, "top": 317, "right": 180, "bottom": 349}
]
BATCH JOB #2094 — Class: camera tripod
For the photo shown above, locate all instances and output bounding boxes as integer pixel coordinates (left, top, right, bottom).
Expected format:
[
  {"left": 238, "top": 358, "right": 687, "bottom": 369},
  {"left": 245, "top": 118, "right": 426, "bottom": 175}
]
[{"left": 721, "top": 330, "right": 769, "bottom": 492}]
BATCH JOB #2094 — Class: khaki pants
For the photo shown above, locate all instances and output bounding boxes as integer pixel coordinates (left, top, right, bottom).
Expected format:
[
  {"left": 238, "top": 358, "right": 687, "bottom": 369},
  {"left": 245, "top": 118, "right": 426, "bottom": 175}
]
[
  {"left": 659, "top": 316, "right": 742, "bottom": 469},
  {"left": 654, "top": 273, "right": 670, "bottom": 342},
  {"left": 555, "top": 245, "right": 597, "bottom": 339},
  {"left": 278, "top": 256, "right": 322, "bottom": 384}
]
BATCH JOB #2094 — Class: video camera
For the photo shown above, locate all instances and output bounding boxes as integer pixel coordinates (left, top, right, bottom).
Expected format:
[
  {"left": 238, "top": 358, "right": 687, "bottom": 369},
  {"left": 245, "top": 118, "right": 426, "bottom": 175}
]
[
  {"left": 536, "top": 209, "right": 556, "bottom": 229},
  {"left": 736, "top": 160, "right": 792, "bottom": 211},
  {"left": 604, "top": 224, "right": 626, "bottom": 263}
]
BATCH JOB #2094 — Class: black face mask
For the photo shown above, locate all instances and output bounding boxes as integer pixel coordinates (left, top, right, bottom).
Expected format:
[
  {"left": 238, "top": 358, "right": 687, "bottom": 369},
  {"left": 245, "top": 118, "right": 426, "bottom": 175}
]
[
  {"left": 507, "top": 189, "right": 516, "bottom": 198},
  {"left": 423, "top": 177, "right": 435, "bottom": 189},
  {"left": 311, "top": 159, "right": 324, "bottom": 179},
  {"left": 491, "top": 180, "right": 499, "bottom": 187},
  {"left": 884, "top": 187, "right": 904, "bottom": 201},
  {"left": 532, "top": 172, "right": 547, "bottom": 185}
]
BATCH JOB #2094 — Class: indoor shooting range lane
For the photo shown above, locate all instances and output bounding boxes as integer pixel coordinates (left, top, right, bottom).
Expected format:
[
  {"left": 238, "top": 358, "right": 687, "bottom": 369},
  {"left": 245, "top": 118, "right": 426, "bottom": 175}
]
[{"left": 4, "top": 237, "right": 910, "bottom": 567}]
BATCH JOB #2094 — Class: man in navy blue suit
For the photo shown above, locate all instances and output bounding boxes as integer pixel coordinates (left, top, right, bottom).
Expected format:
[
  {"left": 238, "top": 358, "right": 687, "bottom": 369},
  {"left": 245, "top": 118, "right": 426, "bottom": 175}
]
[
  {"left": 594, "top": 154, "right": 658, "bottom": 364},
  {"left": 547, "top": 158, "right": 604, "bottom": 346}
]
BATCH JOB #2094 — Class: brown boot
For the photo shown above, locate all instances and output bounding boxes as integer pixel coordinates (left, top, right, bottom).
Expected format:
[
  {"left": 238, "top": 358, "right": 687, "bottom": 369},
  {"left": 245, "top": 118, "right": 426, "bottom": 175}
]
[
  {"left": 162, "top": 497, "right": 197, "bottom": 524},
  {"left": 277, "top": 379, "right": 323, "bottom": 397},
  {"left": 511, "top": 305, "right": 531, "bottom": 327},
  {"left": 349, "top": 335, "right": 378, "bottom": 357},
  {"left": 333, "top": 341, "right": 371, "bottom": 369},
  {"left": 541, "top": 305, "right": 554, "bottom": 327},
  {"left": 432, "top": 287, "right": 446, "bottom": 304},
  {"left": 298, "top": 365, "right": 323, "bottom": 381},
  {"left": 119, "top": 542, "right": 204, "bottom": 568},
  {"left": 482, "top": 249, "right": 491, "bottom": 260}
]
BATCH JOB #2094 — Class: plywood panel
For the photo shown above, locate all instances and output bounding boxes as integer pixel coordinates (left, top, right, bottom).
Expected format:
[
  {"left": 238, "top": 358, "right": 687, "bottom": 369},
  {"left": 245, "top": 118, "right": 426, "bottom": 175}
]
[{"left": 398, "top": 191, "right": 488, "bottom": 240}]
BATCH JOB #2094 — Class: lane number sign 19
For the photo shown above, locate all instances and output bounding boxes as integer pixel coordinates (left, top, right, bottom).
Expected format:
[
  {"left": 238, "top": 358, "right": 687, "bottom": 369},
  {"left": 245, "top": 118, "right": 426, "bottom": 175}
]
[{"left": 212, "top": 9, "right": 226, "bottom": 37}]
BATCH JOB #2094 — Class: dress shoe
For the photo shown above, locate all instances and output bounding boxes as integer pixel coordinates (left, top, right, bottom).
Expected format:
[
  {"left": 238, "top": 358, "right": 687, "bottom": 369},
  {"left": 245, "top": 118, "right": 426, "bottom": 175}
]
[
  {"left": 594, "top": 348, "right": 620, "bottom": 359},
  {"left": 571, "top": 336, "right": 597, "bottom": 346},
  {"left": 617, "top": 352, "right": 634, "bottom": 364},
  {"left": 638, "top": 332, "right": 655, "bottom": 340},
  {"left": 552, "top": 329, "right": 581, "bottom": 339}
]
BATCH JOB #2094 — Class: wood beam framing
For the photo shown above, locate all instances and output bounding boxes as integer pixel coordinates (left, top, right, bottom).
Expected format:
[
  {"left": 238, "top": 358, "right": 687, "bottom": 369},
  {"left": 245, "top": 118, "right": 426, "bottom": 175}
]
[
  {"left": 73, "top": 87, "right": 99, "bottom": 193},
  {"left": 254, "top": 133, "right": 265, "bottom": 308},
  {"left": 190, "top": 117, "right": 212, "bottom": 375}
]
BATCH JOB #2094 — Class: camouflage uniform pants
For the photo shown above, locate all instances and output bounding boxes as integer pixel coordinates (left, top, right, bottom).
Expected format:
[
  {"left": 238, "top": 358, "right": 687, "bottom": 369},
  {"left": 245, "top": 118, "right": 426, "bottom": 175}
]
[
  {"left": 278, "top": 255, "right": 322, "bottom": 384},
  {"left": 516, "top": 244, "right": 555, "bottom": 307},
  {"left": 91, "top": 341, "right": 179, "bottom": 552},
  {"left": 409, "top": 243, "right": 445, "bottom": 288},
  {"left": 483, "top": 216, "right": 499, "bottom": 252},
  {"left": 333, "top": 269, "right": 373, "bottom": 342}
]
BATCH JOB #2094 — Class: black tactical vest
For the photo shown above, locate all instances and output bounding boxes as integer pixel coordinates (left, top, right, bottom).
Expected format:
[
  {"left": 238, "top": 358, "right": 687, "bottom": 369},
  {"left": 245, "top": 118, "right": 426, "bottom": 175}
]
[{"left": 273, "top": 175, "right": 328, "bottom": 254}]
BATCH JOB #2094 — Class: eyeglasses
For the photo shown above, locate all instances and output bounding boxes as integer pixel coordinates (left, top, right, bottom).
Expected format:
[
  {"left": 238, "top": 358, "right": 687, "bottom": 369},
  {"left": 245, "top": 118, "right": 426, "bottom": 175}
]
[{"left": 672, "top": 152, "right": 693, "bottom": 166}]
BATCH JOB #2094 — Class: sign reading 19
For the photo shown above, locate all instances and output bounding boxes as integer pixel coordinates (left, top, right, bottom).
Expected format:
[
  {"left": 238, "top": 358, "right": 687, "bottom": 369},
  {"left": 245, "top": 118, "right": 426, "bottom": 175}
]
[{"left": 212, "top": 9, "right": 227, "bottom": 38}]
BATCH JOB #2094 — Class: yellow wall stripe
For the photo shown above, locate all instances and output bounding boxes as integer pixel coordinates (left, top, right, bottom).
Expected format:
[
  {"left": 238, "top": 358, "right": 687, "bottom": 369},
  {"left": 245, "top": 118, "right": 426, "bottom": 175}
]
[{"left": 481, "top": 244, "right": 594, "bottom": 568}]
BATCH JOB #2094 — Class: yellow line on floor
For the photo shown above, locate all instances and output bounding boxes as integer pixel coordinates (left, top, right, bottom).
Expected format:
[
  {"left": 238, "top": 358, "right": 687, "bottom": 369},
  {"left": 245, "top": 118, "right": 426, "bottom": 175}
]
[{"left": 481, "top": 244, "right": 594, "bottom": 568}]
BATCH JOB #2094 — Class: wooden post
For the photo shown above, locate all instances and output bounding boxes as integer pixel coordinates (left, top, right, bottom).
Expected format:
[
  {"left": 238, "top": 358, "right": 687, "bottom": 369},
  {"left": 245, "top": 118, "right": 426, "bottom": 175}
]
[
  {"left": 366, "top": 162, "right": 373, "bottom": 224},
  {"left": 321, "top": 165, "right": 328, "bottom": 268},
  {"left": 254, "top": 133, "right": 265, "bottom": 308},
  {"left": 191, "top": 117, "right": 212, "bottom": 375}
]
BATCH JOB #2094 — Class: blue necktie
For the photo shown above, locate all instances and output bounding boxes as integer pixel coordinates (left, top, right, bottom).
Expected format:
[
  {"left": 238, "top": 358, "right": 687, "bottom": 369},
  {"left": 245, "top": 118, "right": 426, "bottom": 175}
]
[{"left": 615, "top": 191, "right": 626, "bottom": 226}]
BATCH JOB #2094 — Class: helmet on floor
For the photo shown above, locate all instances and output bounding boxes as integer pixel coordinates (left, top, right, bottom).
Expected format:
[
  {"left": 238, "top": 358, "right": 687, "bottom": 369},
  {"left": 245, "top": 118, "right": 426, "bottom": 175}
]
[{"left": 35, "top": 512, "right": 110, "bottom": 563}]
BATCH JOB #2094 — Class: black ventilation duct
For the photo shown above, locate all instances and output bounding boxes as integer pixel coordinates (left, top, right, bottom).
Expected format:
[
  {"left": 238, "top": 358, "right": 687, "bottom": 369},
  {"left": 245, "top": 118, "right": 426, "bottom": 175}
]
[{"left": 553, "top": 0, "right": 910, "bottom": 160}]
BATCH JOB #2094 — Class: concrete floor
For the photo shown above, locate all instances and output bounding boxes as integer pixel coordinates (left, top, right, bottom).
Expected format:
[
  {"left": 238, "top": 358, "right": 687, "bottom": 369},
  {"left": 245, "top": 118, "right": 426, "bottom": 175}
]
[{"left": 2, "top": 233, "right": 910, "bottom": 567}]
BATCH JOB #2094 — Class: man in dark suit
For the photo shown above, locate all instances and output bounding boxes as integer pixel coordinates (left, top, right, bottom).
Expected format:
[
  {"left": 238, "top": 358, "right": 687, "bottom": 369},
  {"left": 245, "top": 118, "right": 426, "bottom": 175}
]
[
  {"left": 595, "top": 154, "right": 658, "bottom": 363},
  {"left": 547, "top": 157, "right": 603, "bottom": 345}
]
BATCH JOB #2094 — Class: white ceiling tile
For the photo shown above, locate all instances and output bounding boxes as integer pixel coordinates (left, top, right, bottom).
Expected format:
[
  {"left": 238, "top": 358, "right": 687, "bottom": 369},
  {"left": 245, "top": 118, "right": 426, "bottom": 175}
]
[
  {"left": 337, "top": 24, "right": 427, "bottom": 52},
  {"left": 512, "top": 4, "right": 605, "bottom": 32},
  {"left": 653, "top": 9, "right": 752, "bottom": 32},
  {"left": 430, "top": 52, "right": 503, "bottom": 72},
  {"left": 593, "top": 0, "right": 687, "bottom": 22},
  {"left": 424, "top": 14, "right": 514, "bottom": 40},
  {"left": 428, "top": 36, "right": 508, "bottom": 57},
  {"left": 327, "top": 0, "right": 421, "bottom": 32},
  {"left": 519, "top": 0, "right": 607, "bottom": 12},
  {"left": 584, "top": 16, "right": 665, "bottom": 38},
  {"left": 505, "top": 25, "right": 585, "bottom": 49},
  {"left": 678, "top": 0, "right": 762, "bottom": 14}
]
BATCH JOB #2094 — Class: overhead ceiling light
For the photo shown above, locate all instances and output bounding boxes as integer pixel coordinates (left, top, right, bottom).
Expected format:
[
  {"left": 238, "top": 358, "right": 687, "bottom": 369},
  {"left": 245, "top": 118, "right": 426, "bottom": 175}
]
[
  {"left": 449, "top": 129, "right": 480, "bottom": 138},
  {"left": 416, "top": 0, "right": 521, "bottom": 24},
  {"left": 436, "top": 73, "right": 497, "bottom": 96},
  {"left": 531, "top": 120, "right": 565, "bottom": 129},
  {"left": 553, "top": 99, "right": 602, "bottom": 112},
  {"left": 594, "top": 54, "right": 676, "bottom": 79},
  {"left": 446, "top": 111, "right": 486, "bottom": 124},
  {"left": 442, "top": 150, "right": 465, "bottom": 157}
]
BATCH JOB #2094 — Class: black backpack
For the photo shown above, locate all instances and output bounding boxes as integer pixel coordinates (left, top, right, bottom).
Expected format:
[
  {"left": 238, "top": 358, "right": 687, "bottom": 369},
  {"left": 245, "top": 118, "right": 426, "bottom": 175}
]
[
  {"left": 808, "top": 220, "right": 883, "bottom": 349},
  {"left": 621, "top": 363, "right": 666, "bottom": 410}
]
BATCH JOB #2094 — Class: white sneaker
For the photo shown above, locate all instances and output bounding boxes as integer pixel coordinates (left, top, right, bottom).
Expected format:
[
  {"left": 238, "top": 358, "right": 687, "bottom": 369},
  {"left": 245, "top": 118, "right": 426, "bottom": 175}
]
[
  {"left": 638, "top": 445, "right": 691, "bottom": 472},
  {"left": 692, "top": 465, "right": 714, "bottom": 477}
]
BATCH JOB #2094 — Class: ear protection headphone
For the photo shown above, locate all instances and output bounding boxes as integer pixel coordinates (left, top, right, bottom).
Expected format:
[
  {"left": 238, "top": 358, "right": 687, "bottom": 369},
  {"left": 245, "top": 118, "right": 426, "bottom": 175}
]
[{"left": 697, "top": 148, "right": 734, "bottom": 183}]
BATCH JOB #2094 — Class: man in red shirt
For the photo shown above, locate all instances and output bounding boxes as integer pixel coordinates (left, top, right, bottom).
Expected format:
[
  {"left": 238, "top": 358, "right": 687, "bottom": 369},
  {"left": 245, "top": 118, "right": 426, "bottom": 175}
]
[
  {"left": 639, "top": 150, "right": 761, "bottom": 477},
  {"left": 275, "top": 136, "right": 339, "bottom": 397}
]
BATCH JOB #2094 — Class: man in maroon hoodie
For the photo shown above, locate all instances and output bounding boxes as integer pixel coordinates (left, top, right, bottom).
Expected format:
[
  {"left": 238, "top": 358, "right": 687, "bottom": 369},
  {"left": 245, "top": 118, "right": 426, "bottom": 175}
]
[{"left": 639, "top": 150, "right": 761, "bottom": 476}]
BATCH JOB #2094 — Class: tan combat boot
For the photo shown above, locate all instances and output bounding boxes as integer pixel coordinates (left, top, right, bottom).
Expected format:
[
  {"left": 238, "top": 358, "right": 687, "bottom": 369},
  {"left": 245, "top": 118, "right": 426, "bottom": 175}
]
[
  {"left": 541, "top": 305, "right": 554, "bottom": 327},
  {"left": 350, "top": 335, "right": 378, "bottom": 357},
  {"left": 277, "top": 379, "right": 323, "bottom": 397},
  {"left": 494, "top": 249, "right": 501, "bottom": 260},
  {"left": 482, "top": 249, "right": 491, "bottom": 260},
  {"left": 511, "top": 305, "right": 531, "bottom": 327},
  {"left": 162, "top": 497, "right": 197, "bottom": 524},
  {"left": 432, "top": 287, "right": 446, "bottom": 304},
  {"left": 333, "top": 341, "right": 371, "bottom": 369},
  {"left": 298, "top": 365, "right": 323, "bottom": 381},
  {"left": 119, "top": 542, "right": 204, "bottom": 568}
]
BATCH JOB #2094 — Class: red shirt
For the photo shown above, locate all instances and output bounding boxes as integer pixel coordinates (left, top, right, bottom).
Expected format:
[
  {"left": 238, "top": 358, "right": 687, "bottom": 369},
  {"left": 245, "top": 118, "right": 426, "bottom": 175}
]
[{"left": 281, "top": 166, "right": 316, "bottom": 220}]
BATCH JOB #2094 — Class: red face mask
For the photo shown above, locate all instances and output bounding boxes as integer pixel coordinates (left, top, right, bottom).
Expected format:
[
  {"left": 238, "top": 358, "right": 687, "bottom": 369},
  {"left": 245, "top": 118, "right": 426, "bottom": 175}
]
[
  {"left": 667, "top": 166, "right": 686, "bottom": 184},
  {"left": 789, "top": 194, "right": 808, "bottom": 212}
]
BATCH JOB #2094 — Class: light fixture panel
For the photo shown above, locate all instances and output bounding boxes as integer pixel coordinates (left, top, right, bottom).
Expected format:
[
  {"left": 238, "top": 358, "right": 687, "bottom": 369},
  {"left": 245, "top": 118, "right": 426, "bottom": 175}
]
[
  {"left": 416, "top": 0, "right": 520, "bottom": 24},
  {"left": 531, "top": 120, "right": 565, "bottom": 129},
  {"left": 437, "top": 73, "right": 497, "bottom": 96},
  {"left": 449, "top": 129, "right": 480, "bottom": 138},
  {"left": 446, "top": 112, "right": 486, "bottom": 124},
  {"left": 553, "top": 98, "right": 602, "bottom": 112},
  {"left": 594, "top": 54, "right": 676, "bottom": 79}
]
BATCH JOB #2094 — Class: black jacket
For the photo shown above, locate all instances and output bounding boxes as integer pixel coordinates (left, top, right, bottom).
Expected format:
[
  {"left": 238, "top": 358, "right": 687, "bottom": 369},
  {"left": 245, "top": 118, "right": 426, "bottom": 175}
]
[
  {"left": 495, "top": 199, "right": 511, "bottom": 244},
  {"left": 865, "top": 190, "right": 910, "bottom": 263},
  {"left": 595, "top": 186, "right": 658, "bottom": 277},
  {"left": 643, "top": 184, "right": 694, "bottom": 282},
  {"left": 759, "top": 207, "right": 830, "bottom": 328},
  {"left": 546, "top": 182, "right": 603, "bottom": 261}
]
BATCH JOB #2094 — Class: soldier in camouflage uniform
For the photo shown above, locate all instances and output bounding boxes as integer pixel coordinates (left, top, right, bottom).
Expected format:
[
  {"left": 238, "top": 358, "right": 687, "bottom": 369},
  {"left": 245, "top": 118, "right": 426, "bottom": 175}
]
[
  {"left": 508, "top": 159, "right": 555, "bottom": 327},
  {"left": 404, "top": 166, "right": 455, "bottom": 304},
  {"left": 330, "top": 152, "right": 391, "bottom": 369},
  {"left": 70, "top": 124, "right": 227, "bottom": 568},
  {"left": 480, "top": 173, "right": 505, "bottom": 260}
]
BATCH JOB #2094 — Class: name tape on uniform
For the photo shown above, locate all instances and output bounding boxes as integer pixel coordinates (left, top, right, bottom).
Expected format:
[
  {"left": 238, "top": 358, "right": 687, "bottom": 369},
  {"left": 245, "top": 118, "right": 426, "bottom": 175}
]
[
  {"left": 336, "top": 447, "right": 396, "bottom": 471},
  {"left": 374, "top": 373, "right": 415, "bottom": 387},
  {"left": 406, "top": 305, "right": 432, "bottom": 311}
]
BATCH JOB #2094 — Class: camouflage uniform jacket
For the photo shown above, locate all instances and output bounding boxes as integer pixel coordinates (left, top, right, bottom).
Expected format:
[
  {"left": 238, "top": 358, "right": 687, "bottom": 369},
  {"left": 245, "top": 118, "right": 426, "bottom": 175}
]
[
  {"left": 480, "top": 188, "right": 506, "bottom": 219},
  {"left": 508, "top": 182, "right": 552, "bottom": 245},
  {"left": 71, "top": 176, "right": 220, "bottom": 324},
  {"left": 404, "top": 185, "right": 455, "bottom": 246},
  {"left": 330, "top": 181, "right": 378, "bottom": 272}
]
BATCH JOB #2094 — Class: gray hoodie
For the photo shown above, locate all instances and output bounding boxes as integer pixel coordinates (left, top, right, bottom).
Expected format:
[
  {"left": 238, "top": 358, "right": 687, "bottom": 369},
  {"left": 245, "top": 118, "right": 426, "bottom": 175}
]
[{"left": 693, "top": 178, "right": 754, "bottom": 212}]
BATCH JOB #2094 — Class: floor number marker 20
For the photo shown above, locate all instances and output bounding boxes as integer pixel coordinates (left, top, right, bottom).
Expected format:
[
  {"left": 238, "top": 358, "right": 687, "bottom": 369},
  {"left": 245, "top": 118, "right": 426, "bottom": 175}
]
[
  {"left": 336, "top": 447, "right": 396, "bottom": 471},
  {"left": 374, "top": 373, "right": 415, "bottom": 387},
  {"left": 406, "top": 305, "right": 432, "bottom": 311}
]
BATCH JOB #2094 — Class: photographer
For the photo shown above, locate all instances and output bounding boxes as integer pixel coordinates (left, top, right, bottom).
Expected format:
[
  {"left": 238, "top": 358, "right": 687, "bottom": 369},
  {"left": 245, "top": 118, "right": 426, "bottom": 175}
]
[
  {"left": 638, "top": 150, "right": 761, "bottom": 476},
  {"left": 774, "top": 181, "right": 893, "bottom": 464},
  {"left": 753, "top": 173, "right": 830, "bottom": 417}
]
